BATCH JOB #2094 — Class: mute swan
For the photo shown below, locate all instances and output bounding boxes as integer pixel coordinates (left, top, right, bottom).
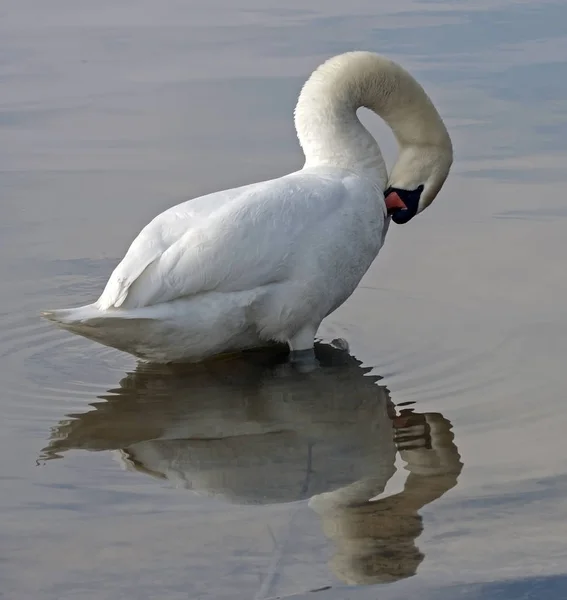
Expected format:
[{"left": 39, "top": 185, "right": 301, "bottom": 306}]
[{"left": 42, "top": 51, "right": 453, "bottom": 363}]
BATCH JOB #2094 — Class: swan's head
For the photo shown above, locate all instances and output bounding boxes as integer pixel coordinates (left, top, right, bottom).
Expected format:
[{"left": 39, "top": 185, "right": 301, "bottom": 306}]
[{"left": 385, "top": 144, "right": 453, "bottom": 224}]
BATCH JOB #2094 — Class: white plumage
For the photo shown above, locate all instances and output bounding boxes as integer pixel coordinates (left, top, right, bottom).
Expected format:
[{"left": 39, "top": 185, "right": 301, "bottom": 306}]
[{"left": 42, "top": 51, "right": 452, "bottom": 362}]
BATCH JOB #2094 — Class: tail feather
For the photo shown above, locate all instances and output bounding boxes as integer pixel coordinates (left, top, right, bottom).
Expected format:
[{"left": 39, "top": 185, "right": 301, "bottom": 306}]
[
  {"left": 40, "top": 304, "right": 156, "bottom": 356},
  {"left": 41, "top": 303, "right": 124, "bottom": 327},
  {"left": 41, "top": 303, "right": 154, "bottom": 325},
  {"left": 42, "top": 306, "right": 96, "bottom": 326}
]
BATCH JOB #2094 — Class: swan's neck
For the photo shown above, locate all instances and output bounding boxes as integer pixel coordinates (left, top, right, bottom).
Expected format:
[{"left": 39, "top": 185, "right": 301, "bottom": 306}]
[{"left": 294, "top": 52, "right": 452, "bottom": 189}]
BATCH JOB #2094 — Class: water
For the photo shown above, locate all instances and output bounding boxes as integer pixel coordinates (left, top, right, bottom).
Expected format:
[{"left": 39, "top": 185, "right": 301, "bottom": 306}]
[{"left": 1, "top": 1, "right": 567, "bottom": 598}]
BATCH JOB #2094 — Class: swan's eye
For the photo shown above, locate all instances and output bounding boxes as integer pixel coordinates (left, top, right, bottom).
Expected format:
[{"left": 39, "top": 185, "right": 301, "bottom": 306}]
[{"left": 385, "top": 184, "right": 424, "bottom": 224}]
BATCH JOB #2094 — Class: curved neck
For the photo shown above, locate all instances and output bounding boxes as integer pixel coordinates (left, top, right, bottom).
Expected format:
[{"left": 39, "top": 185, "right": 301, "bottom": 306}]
[{"left": 294, "top": 52, "right": 452, "bottom": 188}]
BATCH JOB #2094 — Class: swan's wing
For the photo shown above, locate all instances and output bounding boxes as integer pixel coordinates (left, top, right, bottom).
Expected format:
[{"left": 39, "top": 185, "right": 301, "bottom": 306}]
[
  {"left": 97, "top": 240, "right": 161, "bottom": 310},
  {"left": 97, "top": 173, "right": 353, "bottom": 310},
  {"left": 97, "top": 183, "right": 255, "bottom": 309}
]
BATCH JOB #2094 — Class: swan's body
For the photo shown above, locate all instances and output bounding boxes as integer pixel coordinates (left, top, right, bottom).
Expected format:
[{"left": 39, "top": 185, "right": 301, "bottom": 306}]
[{"left": 43, "top": 51, "right": 452, "bottom": 363}]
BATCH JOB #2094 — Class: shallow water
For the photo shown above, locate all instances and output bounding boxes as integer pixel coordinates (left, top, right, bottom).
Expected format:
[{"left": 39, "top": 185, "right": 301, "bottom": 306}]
[{"left": 2, "top": 1, "right": 567, "bottom": 599}]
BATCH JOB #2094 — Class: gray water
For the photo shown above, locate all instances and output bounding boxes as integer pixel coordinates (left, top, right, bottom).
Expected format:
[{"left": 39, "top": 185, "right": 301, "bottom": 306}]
[{"left": 2, "top": 1, "right": 567, "bottom": 599}]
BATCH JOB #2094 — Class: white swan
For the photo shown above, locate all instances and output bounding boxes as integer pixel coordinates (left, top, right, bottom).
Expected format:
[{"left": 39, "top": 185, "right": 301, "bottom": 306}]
[{"left": 42, "top": 51, "right": 453, "bottom": 363}]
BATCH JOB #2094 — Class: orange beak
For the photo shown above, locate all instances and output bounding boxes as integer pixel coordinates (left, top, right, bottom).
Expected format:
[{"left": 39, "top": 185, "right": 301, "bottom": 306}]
[{"left": 385, "top": 190, "right": 407, "bottom": 215}]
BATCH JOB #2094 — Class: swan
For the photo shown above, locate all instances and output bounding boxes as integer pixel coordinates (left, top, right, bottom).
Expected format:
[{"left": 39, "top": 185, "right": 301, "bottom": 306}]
[{"left": 42, "top": 51, "right": 453, "bottom": 363}]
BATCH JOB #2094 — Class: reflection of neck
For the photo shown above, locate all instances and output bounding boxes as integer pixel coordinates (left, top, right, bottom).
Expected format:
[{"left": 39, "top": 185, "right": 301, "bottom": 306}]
[
  {"left": 311, "top": 410, "right": 463, "bottom": 585},
  {"left": 397, "top": 471, "right": 460, "bottom": 509},
  {"left": 318, "top": 467, "right": 460, "bottom": 540}
]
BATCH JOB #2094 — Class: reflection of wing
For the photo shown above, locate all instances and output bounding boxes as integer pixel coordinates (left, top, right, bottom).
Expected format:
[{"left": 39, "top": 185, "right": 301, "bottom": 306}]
[
  {"left": 310, "top": 411, "right": 462, "bottom": 585},
  {"left": 42, "top": 342, "right": 396, "bottom": 504}
]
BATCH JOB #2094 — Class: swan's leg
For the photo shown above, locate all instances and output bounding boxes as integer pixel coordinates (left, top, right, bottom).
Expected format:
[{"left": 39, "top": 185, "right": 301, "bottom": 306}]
[
  {"left": 287, "top": 325, "right": 319, "bottom": 370},
  {"left": 288, "top": 324, "right": 316, "bottom": 352}
]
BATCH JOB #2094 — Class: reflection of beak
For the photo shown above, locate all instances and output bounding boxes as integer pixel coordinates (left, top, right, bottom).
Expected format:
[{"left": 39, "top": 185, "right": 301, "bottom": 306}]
[{"left": 394, "top": 411, "right": 463, "bottom": 477}]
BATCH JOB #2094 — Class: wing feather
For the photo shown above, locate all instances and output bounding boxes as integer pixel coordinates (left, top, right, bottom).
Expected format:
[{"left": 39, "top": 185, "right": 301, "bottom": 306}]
[{"left": 97, "top": 173, "right": 348, "bottom": 310}]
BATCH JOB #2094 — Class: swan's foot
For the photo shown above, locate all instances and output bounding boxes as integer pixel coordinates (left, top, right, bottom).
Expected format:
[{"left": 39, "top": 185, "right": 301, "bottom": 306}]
[
  {"left": 282, "top": 325, "right": 320, "bottom": 373},
  {"left": 289, "top": 348, "right": 320, "bottom": 372},
  {"left": 274, "top": 348, "right": 320, "bottom": 376}
]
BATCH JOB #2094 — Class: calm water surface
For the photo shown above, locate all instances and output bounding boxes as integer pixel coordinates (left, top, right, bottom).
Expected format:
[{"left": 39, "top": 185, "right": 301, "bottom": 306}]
[{"left": 1, "top": 1, "right": 567, "bottom": 599}]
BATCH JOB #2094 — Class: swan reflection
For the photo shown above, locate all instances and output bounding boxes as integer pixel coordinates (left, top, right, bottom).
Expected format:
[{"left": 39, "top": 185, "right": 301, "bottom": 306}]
[{"left": 44, "top": 341, "right": 462, "bottom": 585}]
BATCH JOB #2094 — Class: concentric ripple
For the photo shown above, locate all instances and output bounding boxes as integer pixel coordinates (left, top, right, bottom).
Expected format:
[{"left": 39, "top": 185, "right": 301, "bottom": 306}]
[{"left": 1, "top": 259, "right": 134, "bottom": 427}]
